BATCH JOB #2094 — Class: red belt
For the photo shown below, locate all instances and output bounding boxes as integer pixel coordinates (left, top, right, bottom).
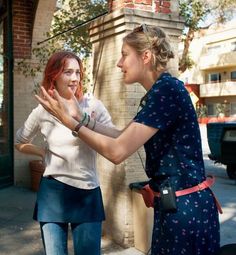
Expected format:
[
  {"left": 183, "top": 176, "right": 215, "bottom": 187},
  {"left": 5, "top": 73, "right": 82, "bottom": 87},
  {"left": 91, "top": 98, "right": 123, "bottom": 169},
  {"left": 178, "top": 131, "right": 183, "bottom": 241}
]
[
  {"left": 154, "top": 175, "right": 215, "bottom": 197},
  {"left": 139, "top": 175, "right": 223, "bottom": 214}
]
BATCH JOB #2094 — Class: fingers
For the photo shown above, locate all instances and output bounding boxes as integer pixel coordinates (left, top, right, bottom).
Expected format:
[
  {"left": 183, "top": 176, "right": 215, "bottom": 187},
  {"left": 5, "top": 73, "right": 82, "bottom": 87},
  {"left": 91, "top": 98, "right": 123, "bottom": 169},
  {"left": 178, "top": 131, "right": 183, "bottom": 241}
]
[
  {"left": 52, "top": 89, "right": 62, "bottom": 101},
  {"left": 34, "top": 94, "right": 53, "bottom": 114},
  {"left": 41, "top": 87, "right": 53, "bottom": 101},
  {"left": 35, "top": 87, "right": 70, "bottom": 121},
  {"left": 35, "top": 94, "right": 48, "bottom": 106},
  {"left": 48, "top": 89, "right": 54, "bottom": 97},
  {"left": 71, "top": 91, "right": 78, "bottom": 102},
  {"left": 35, "top": 87, "right": 56, "bottom": 107}
]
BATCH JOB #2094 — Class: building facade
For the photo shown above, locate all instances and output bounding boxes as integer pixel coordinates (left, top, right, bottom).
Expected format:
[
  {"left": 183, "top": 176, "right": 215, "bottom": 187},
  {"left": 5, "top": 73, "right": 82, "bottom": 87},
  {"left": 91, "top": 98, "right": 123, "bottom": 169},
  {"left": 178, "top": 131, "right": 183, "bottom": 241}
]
[{"left": 179, "top": 21, "right": 236, "bottom": 119}]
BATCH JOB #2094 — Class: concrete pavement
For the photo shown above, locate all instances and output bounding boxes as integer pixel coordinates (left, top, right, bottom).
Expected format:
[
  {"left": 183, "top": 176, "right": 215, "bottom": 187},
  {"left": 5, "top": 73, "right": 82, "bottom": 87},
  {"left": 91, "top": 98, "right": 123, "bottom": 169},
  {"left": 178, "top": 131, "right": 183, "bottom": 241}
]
[
  {"left": 0, "top": 124, "right": 235, "bottom": 254},
  {"left": 0, "top": 185, "right": 144, "bottom": 255},
  {"left": 200, "top": 124, "right": 236, "bottom": 246}
]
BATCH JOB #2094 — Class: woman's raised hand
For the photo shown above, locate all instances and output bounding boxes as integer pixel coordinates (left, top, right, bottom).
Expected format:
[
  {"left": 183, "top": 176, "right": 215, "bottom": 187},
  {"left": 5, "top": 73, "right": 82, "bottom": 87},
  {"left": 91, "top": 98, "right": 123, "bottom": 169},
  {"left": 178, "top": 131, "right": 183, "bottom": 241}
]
[{"left": 35, "top": 87, "right": 78, "bottom": 130}]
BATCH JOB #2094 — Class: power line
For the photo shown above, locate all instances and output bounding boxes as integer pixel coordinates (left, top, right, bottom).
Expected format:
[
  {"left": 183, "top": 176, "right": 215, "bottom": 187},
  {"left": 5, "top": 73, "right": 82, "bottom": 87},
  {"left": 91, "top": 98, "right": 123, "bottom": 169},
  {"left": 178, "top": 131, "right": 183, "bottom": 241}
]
[{"left": 37, "top": 11, "right": 108, "bottom": 45}]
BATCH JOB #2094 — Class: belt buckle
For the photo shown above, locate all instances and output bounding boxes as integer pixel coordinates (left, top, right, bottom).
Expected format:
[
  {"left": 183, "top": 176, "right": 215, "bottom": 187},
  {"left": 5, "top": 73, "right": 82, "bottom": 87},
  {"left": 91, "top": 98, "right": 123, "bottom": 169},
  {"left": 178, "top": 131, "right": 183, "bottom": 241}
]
[{"left": 197, "top": 183, "right": 204, "bottom": 190}]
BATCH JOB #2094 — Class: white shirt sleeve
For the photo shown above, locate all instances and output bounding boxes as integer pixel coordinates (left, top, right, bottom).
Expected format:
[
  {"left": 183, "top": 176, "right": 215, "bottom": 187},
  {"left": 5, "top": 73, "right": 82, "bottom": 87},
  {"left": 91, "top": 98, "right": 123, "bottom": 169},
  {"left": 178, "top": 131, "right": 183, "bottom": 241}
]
[
  {"left": 93, "top": 99, "right": 115, "bottom": 128},
  {"left": 15, "top": 105, "right": 41, "bottom": 144}
]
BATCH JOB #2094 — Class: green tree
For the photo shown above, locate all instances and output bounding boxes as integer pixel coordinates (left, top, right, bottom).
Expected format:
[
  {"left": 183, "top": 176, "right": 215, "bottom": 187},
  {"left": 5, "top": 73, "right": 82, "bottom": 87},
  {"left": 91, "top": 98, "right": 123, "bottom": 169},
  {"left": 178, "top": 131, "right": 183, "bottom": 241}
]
[
  {"left": 179, "top": 0, "right": 236, "bottom": 73},
  {"left": 51, "top": 0, "right": 107, "bottom": 57},
  {"left": 17, "top": 0, "right": 108, "bottom": 88},
  {"left": 18, "top": 0, "right": 236, "bottom": 77}
]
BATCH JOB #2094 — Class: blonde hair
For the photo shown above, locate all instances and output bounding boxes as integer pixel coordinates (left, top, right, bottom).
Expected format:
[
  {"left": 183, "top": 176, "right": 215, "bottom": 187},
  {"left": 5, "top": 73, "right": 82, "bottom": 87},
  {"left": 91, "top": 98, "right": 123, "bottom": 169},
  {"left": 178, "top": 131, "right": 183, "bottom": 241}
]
[{"left": 123, "top": 25, "right": 174, "bottom": 71}]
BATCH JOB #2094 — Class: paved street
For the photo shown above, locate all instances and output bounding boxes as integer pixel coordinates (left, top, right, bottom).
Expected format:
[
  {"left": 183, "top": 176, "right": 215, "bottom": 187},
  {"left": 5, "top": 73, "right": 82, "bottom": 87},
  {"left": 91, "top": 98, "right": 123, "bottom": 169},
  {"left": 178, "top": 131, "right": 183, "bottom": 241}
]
[
  {"left": 200, "top": 124, "right": 236, "bottom": 247},
  {"left": 0, "top": 124, "right": 235, "bottom": 254}
]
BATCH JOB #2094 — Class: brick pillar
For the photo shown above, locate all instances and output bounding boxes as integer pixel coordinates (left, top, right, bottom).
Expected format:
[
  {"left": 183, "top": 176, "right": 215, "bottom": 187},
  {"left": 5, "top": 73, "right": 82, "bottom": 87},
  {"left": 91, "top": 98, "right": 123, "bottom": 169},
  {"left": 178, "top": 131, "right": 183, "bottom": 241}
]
[
  {"left": 13, "top": 0, "right": 34, "bottom": 58},
  {"left": 14, "top": 0, "right": 57, "bottom": 188},
  {"left": 90, "top": 0, "right": 184, "bottom": 248},
  {"left": 108, "top": 0, "right": 179, "bottom": 14}
]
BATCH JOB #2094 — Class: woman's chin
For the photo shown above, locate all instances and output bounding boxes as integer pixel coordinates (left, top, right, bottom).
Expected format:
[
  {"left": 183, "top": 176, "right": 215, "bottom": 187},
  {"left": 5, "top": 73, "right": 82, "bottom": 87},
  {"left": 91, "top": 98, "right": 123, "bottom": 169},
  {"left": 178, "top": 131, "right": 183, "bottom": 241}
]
[
  {"left": 69, "top": 87, "right": 77, "bottom": 94},
  {"left": 60, "top": 90, "right": 72, "bottom": 100},
  {"left": 123, "top": 79, "right": 133, "bottom": 85}
]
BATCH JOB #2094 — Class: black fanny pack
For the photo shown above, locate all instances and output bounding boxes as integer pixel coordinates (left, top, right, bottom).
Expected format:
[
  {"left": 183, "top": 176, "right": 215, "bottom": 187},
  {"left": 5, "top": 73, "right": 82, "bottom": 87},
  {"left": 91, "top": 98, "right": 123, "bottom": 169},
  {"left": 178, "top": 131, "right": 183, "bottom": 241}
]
[{"left": 159, "top": 180, "right": 177, "bottom": 213}]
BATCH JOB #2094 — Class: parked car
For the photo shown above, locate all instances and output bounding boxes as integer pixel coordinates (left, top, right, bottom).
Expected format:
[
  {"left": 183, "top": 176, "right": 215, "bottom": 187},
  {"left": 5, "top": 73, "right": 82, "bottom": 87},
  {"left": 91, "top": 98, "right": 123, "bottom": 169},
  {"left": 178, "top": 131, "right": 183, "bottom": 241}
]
[{"left": 207, "top": 121, "right": 236, "bottom": 179}]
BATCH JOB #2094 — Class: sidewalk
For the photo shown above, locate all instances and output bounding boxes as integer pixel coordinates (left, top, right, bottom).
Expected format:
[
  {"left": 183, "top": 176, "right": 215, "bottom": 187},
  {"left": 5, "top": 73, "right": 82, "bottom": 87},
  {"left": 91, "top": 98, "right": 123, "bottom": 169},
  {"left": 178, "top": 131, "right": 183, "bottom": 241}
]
[{"left": 0, "top": 186, "right": 144, "bottom": 255}]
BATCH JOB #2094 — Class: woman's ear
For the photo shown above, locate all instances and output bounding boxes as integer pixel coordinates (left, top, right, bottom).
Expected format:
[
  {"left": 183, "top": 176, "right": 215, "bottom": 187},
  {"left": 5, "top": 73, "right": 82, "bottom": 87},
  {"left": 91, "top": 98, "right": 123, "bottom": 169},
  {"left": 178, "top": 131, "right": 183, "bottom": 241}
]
[{"left": 142, "top": 50, "right": 152, "bottom": 65}]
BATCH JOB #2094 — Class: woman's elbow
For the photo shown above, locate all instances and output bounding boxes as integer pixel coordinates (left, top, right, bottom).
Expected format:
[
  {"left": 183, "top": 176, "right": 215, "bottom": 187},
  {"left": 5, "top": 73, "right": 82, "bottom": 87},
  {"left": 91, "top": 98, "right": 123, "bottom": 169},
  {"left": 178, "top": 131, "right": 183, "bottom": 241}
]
[
  {"left": 15, "top": 143, "right": 24, "bottom": 152},
  {"left": 110, "top": 157, "right": 122, "bottom": 165},
  {"left": 108, "top": 149, "right": 128, "bottom": 165},
  {"left": 15, "top": 143, "right": 20, "bottom": 150}
]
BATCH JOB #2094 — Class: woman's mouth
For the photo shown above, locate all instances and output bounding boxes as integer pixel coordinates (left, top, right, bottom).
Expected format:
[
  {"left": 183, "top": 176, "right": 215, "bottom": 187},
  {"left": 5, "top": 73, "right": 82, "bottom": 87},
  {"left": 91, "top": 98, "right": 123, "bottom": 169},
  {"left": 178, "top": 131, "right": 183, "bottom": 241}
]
[{"left": 68, "top": 85, "right": 77, "bottom": 91}]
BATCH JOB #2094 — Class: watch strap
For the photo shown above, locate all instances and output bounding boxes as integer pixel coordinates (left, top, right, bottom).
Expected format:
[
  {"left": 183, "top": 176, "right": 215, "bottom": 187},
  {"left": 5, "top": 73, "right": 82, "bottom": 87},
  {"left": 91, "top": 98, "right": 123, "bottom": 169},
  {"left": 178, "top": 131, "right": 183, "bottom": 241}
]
[{"left": 72, "top": 122, "right": 83, "bottom": 136}]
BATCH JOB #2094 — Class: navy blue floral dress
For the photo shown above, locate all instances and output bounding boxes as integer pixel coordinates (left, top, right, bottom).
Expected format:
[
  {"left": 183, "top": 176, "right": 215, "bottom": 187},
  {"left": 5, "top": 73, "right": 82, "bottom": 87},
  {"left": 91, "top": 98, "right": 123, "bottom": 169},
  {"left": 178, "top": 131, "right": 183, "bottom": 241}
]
[{"left": 134, "top": 72, "right": 220, "bottom": 255}]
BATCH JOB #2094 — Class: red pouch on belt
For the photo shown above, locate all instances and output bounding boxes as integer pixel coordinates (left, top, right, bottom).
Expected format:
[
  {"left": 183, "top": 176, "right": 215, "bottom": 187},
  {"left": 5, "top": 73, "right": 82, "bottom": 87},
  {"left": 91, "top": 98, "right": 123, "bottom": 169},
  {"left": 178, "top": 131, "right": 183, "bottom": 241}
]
[{"left": 139, "top": 184, "right": 155, "bottom": 208}]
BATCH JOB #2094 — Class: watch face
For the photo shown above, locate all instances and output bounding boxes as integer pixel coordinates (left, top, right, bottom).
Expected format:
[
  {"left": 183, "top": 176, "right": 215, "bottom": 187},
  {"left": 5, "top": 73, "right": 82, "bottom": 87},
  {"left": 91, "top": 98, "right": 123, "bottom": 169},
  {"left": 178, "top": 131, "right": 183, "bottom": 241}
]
[{"left": 72, "top": 130, "right": 78, "bottom": 137}]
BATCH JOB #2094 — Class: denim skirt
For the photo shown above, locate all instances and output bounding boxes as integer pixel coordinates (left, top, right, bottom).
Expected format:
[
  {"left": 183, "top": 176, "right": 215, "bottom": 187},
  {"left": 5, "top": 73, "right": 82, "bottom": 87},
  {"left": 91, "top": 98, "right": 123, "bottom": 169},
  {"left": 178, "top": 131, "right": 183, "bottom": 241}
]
[{"left": 33, "top": 176, "right": 105, "bottom": 223}]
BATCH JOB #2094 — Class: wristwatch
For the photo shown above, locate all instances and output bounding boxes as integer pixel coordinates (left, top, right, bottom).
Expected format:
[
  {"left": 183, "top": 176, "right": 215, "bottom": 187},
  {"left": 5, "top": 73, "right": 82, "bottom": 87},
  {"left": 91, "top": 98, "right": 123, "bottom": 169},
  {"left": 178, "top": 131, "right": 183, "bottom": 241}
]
[{"left": 72, "top": 122, "right": 83, "bottom": 137}]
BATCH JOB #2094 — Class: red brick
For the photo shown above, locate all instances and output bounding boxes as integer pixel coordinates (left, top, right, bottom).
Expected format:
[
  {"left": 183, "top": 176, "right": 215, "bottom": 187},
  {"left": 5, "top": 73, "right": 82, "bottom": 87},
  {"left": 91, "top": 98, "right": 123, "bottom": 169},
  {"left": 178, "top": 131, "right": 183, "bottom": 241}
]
[
  {"left": 162, "top": 1, "right": 171, "bottom": 8},
  {"left": 13, "top": 0, "right": 35, "bottom": 58},
  {"left": 160, "top": 7, "right": 171, "bottom": 13},
  {"left": 108, "top": 0, "right": 172, "bottom": 13},
  {"left": 134, "top": 0, "right": 152, "bottom": 4},
  {"left": 124, "top": 3, "right": 135, "bottom": 8}
]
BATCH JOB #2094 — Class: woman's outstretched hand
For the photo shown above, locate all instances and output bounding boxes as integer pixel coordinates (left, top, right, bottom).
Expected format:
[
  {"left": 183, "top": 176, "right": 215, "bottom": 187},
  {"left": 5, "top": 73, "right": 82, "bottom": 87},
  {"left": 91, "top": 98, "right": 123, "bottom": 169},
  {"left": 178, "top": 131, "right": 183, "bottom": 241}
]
[{"left": 35, "top": 87, "right": 78, "bottom": 130}]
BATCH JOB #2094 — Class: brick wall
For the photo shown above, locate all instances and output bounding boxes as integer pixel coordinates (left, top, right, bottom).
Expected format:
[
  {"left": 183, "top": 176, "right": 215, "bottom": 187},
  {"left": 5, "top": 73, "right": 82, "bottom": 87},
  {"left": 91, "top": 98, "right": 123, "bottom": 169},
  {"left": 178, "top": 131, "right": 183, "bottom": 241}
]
[
  {"left": 108, "top": 0, "right": 172, "bottom": 13},
  {"left": 14, "top": 0, "right": 57, "bottom": 187},
  {"left": 12, "top": 0, "right": 35, "bottom": 59}
]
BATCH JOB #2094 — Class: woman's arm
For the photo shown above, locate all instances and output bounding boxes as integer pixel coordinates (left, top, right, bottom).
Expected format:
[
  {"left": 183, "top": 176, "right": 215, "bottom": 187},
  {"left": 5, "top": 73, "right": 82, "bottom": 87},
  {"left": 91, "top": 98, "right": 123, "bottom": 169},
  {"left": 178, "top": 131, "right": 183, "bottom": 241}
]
[
  {"left": 35, "top": 87, "right": 158, "bottom": 164},
  {"left": 15, "top": 105, "right": 45, "bottom": 159},
  {"left": 76, "top": 121, "right": 157, "bottom": 164},
  {"left": 86, "top": 118, "right": 122, "bottom": 138},
  {"left": 15, "top": 143, "right": 46, "bottom": 159}
]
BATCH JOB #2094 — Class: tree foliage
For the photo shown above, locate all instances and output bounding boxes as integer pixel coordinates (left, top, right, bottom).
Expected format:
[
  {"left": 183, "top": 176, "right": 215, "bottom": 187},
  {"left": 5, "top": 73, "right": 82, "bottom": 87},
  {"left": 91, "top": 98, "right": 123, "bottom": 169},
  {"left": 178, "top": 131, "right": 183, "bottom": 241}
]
[
  {"left": 17, "top": 0, "right": 108, "bottom": 88},
  {"left": 51, "top": 0, "right": 107, "bottom": 57},
  {"left": 179, "top": 0, "right": 236, "bottom": 73},
  {"left": 18, "top": 0, "right": 236, "bottom": 78}
]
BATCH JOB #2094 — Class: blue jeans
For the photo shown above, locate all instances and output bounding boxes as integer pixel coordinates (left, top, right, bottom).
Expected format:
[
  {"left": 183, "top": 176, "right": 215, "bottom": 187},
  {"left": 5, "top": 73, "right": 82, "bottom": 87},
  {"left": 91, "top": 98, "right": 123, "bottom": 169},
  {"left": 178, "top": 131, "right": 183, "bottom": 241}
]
[{"left": 40, "top": 222, "right": 102, "bottom": 255}]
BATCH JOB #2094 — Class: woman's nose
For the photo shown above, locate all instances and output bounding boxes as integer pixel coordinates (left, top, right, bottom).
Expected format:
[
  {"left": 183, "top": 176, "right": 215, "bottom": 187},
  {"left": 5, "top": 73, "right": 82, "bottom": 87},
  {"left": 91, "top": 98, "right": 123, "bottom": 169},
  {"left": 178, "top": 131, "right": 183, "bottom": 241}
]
[
  {"left": 71, "top": 71, "right": 80, "bottom": 81},
  {"left": 117, "top": 59, "right": 122, "bottom": 68}
]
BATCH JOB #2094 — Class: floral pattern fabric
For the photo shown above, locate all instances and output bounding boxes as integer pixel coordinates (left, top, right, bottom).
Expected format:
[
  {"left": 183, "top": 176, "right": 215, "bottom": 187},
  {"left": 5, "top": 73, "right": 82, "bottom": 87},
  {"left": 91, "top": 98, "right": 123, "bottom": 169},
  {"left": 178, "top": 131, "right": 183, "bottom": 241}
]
[{"left": 134, "top": 72, "right": 220, "bottom": 255}]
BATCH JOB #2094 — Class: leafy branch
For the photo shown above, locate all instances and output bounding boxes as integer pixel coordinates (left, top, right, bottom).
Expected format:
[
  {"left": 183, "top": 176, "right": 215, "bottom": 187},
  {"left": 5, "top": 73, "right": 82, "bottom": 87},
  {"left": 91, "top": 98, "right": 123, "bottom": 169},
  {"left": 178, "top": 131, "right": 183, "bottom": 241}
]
[
  {"left": 179, "top": 0, "right": 236, "bottom": 73},
  {"left": 17, "top": 0, "right": 108, "bottom": 89}
]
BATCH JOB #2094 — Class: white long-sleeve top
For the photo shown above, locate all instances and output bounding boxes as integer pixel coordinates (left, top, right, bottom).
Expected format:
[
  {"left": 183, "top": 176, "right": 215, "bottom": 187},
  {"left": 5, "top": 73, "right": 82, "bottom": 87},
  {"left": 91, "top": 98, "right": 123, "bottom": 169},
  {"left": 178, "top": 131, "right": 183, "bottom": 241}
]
[{"left": 16, "top": 93, "right": 114, "bottom": 189}]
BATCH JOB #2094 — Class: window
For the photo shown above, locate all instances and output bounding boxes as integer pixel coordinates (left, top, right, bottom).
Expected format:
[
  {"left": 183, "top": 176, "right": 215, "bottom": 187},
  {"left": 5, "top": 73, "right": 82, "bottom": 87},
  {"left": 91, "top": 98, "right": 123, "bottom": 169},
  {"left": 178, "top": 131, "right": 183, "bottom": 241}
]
[
  {"left": 209, "top": 73, "right": 221, "bottom": 83},
  {"left": 231, "top": 42, "right": 236, "bottom": 51},
  {"left": 230, "top": 103, "right": 236, "bottom": 115},
  {"left": 207, "top": 104, "right": 216, "bottom": 116},
  {"left": 231, "top": 71, "right": 236, "bottom": 81},
  {"left": 207, "top": 45, "right": 221, "bottom": 55}
]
